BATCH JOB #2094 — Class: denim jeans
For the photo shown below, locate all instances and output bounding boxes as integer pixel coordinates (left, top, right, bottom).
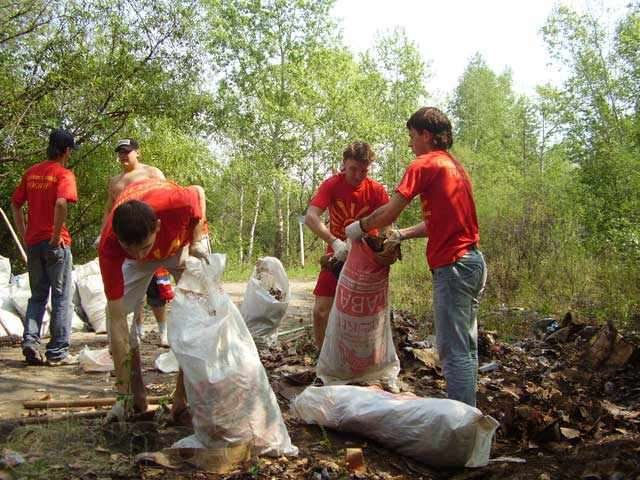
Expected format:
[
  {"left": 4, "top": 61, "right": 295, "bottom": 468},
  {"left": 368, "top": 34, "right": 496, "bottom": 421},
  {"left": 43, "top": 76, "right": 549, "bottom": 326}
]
[
  {"left": 432, "top": 248, "right": 487, "bottom": 407},
  {"left": 23, "top": 240, "right": 73, "bottom": 361}
]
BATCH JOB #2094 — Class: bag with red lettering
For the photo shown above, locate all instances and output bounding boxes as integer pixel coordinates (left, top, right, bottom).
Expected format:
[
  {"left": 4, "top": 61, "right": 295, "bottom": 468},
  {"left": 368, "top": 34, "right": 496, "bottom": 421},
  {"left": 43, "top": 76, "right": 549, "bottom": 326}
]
[{"left": 316, "top": 239, "right": 400, "bottom": 388}]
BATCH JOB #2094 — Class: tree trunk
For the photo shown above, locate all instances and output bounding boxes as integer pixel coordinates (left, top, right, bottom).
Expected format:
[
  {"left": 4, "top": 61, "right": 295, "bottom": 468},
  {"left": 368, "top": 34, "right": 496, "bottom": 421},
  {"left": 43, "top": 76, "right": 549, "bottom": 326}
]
[
  {"left": 285, "top": 183, "right": 290, "bottom": 260},
  {"left": 273, "top": 178, "right": 284, "bottom": 259},
  {"left": 248, "top": 187, "right": 261, "bottom": 262},
  {"left": 238, "top": 185, "right": 244, "bottom": 264}
]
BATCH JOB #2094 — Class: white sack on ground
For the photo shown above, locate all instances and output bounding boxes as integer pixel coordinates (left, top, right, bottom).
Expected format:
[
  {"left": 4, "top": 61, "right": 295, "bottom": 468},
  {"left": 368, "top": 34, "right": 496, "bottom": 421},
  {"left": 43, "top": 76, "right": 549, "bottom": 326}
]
[
  {"left": 0, "top": 285, "right": 23, "bottom": 337},
  {"left": 74, "top": 259, "right": 107, "bottom": 333},
  {"left": 78, "top": 346, "right": 114, "bottom": 372},
  {"left": 169, "top": 254, "right": 297, "bottom": 457},
  {"left": 317, "top": 240, "right": 400, "bottom": 387},
  {"left": 154, "top": 350, "right": 179, "bottom": 373},
  {"left": 240, "top": 257, "right": 290, "bottom": 346},
  {"left": 292, "top": 385, "right": 499, "bottom": 468},
  {"left": 0, "top": 255, "right": 10, "bottom": 285}
]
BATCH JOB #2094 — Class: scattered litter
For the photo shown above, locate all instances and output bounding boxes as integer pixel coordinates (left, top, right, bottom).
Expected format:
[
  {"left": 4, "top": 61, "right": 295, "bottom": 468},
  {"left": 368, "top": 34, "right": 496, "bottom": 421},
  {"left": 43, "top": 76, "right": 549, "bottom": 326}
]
[
  {"left": 154, "top": 350, "right": 179, "bottom": 373},
  {"left": 0, "top": 449, "right": 25, "bottom": 468},
  {"left": 78, "top": 346, "right": 114, "bottom": 372},
  {"left": 489, "top": 456, "right": 527, "bottom": 463}
]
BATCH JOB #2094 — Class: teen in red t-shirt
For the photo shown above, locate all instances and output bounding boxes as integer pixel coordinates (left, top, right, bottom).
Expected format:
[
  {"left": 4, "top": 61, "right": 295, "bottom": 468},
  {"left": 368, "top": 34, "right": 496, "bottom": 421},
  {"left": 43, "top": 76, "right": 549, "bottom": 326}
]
[
  {"left": 98, "top": 178, "right": 209, "bottom": 421},
  {"left": 346, "top": 108, "right": 487, "bottom": 407},
  {"left": 305, "top": 141, "right": 389, "bottom": 349},
  {"left": 10, "top": 129, "right": 78, "bottom": 366}
]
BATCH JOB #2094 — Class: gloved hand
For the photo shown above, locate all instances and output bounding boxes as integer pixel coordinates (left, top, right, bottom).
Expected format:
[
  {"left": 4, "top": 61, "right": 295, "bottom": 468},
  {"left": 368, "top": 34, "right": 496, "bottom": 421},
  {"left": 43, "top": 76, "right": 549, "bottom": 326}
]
[
  {"left": 373, "top": 229, "right": 403, "bottom": 266},
  {"left": 92, "top": 235, "right": 101, "bottom": 249},
  {"left": 345, "top": 220, "right": 364, "bottom": 240},
  {"left": 189, "top": 236, "right": 210, "bottom": 263},
  {"left": 331, "top": 238, "right": 349, "bottom": 261}
]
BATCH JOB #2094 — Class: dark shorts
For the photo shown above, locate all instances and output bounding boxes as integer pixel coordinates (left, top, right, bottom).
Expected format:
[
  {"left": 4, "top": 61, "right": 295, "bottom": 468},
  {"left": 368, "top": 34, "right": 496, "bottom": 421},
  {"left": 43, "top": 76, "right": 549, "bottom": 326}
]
[
  {"left": 146, "top": 275, "right": 166, "bottom": 308},
  {"left": 313, "top": 269, "right": 338, "bottom": 297}
]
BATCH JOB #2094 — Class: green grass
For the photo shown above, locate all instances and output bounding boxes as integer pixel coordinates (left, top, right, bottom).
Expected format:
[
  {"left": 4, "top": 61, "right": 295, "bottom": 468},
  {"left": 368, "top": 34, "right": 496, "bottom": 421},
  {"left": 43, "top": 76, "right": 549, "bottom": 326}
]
[{"left": 0, "top": 419, "right": 130, "bottom": 480}]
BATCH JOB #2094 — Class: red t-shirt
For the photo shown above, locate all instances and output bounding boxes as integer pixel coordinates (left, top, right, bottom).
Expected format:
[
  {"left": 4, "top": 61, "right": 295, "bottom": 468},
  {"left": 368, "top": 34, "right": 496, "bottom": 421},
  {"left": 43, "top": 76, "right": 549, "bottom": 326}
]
[
  {"left": 396, "top": 150, "right": 479, "bottom": 269},
  {"left": 11, "top": 160, "right": 78, "bottom": 246},
  {"left": 98, "top": 179, "right": 202, "bottom": 300},
  {"left": 310, "top": 173, "right": 389, "bottom": 253}
]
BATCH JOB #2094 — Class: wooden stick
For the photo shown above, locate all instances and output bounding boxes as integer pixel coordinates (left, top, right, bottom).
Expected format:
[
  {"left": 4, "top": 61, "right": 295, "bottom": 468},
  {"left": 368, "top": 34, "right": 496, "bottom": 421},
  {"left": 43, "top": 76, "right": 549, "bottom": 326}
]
[
  {"left": 0, "top": 206, "right": 27, "bottom": 263},
  {"left": 23, "top": 395, "right": 168, "bottom": 410},
  {"left": 0, "top": 410, "right": 108, "bottom": 430}
]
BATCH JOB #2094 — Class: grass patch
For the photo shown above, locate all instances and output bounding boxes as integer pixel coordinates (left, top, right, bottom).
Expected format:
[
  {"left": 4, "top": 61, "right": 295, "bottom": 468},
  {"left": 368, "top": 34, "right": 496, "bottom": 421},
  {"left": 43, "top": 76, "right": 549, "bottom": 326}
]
[{"left": 0, "top": 419, "right": 133, "bottom": 480}]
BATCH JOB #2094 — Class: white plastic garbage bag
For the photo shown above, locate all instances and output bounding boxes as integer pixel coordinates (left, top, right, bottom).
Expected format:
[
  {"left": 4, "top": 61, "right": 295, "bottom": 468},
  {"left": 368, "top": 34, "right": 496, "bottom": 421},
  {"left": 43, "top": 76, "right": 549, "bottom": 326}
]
[
  {"left": 240, "top": 257, "right": 290, "bottom": 346},
  {"left": 78, "top": 346, "right": 114, "bottom": 372},
  {"left": 0, "top": 285, "right": 23, "bottom": 337},
  {"left": 292, "top": 385, "right": 499, "bottom": 468},
  {"left": 0, "top": 255, "right": 10, "bottom": 285},
  {"left": 317, "top": 240, "right": 400, "bottom": 388},
  {"left": 154, "top": 350, "right": 179, "bottom": 373},
  {"left": 74, "top": 259, "right": 107, "bottom": 333},
  {"left": 169, "top": 254, "right": 297, "bottom": 457}
]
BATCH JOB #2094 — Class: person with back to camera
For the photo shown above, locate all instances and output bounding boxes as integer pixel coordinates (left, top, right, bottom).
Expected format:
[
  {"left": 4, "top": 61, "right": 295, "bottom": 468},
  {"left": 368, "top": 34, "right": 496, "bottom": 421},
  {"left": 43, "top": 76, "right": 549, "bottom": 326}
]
[
  {"left": 96, "top": 138, "right": 172, "bottom": 346},
  {"left": 10, "top": 129, "right": 79, "bottom": 366}
]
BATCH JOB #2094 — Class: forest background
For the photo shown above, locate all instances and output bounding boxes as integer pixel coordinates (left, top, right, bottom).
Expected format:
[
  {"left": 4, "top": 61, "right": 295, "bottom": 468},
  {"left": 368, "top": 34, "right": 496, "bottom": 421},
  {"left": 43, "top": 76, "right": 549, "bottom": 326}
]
[{"left": 1, "top": 0, "right": 638, "bottom": 331}]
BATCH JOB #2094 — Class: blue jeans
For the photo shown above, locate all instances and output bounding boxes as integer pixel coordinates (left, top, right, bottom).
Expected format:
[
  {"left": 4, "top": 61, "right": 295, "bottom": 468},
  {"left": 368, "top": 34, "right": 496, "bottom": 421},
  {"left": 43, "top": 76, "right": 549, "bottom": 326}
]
[
  {"left": 432, "top": 248, "right": 487, "bottom": 407},
  {"left": 23, "top": 240, "right": 73, "bottom": 361}
]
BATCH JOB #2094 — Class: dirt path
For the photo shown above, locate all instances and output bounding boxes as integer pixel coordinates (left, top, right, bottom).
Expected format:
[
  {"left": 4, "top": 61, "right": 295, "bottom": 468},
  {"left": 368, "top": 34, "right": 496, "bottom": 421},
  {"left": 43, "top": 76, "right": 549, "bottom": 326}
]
[{"left": 0, "top": 280, "right": 316, "bottom": 420}]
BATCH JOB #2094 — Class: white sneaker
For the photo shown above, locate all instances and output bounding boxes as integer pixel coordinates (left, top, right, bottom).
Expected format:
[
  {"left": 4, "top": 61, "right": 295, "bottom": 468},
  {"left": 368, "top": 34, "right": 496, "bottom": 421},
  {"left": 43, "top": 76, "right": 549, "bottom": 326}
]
[{"left": 158, "top": 322, "right": 169, "bottom": 347}]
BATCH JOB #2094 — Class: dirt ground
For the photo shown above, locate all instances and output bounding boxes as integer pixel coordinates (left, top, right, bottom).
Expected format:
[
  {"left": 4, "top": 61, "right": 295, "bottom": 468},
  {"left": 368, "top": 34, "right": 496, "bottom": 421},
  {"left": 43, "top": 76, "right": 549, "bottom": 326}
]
[
  {"left": 1, "top": 281, "right": 639, "bottom": 480},
  {"left": 0, "top": 281, "right": 316, "bottom": 421}
]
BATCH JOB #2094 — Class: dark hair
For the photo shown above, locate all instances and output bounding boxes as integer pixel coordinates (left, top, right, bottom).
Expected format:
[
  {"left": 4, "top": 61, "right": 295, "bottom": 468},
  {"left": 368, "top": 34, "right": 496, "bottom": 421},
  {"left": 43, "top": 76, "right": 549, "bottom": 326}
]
[
  {"left": 342, "top": 141, "right": 375, "bottom": 165},
  {"left": 406, "top": 107, "right": 453, "bottom": 150},
  {"left": 112, "top": 200, "right": 157, "bottom": 245},
  {"left": 46, "top": 129, "right": 77, "bottom": 159}
]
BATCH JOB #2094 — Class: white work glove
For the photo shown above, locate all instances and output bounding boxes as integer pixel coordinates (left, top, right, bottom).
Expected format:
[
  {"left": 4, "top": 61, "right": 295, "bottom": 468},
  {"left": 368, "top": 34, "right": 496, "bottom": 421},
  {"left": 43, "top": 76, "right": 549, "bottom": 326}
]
[
  {"left": 92, "top": 235, "right": 101, "bottom": 249},
  {"left": 345, "top": 220, "right": 364, "bottom": 240},
  {"left": 331, "top": 238, "right": 349, "bottom": 261},
  {"left": 189, "top": 236, "right": 210, "bottom": 263}
]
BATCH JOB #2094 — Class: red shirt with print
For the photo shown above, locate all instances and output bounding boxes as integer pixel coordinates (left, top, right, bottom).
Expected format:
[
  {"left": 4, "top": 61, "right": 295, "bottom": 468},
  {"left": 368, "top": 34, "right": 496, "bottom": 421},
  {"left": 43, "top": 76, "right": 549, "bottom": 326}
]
[
  {"left": 396, "top": 150, "right": 479, "bottom": 269},
  {"left": 11, "top": 160, "right": 78, "bottom": 246},
  {"left": 310, "top": 173, "right": 389, "bottom": 254},
  {"left": 98, "top": 179, "right": 202, "bottom": 300}
]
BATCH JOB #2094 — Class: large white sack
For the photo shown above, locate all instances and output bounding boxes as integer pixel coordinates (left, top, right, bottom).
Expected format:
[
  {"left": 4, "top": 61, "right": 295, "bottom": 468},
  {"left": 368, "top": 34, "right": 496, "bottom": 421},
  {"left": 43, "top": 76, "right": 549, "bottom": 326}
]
[
  {"left": 240, "top": 257, "right": 290, "bottom": 346},
  {"left": 169, "top": 254, "right": 297, "bottom": 457},
  {"left": 7, "top": 271, "right": 84, "bottom": 335},
  {"left": 317, "top": 240, "right": 400, "bottom": 387},
  {"left": 75, "top": 259, "right": 107, "bottom": 333},
  {"left": 0, "top": 285, "right": 23, "bottom": 337},
  {"left": 292, "top": 385, "right": 499, "bottom": 468},
  {"left": 0, "top": 255, "right": 10, "bottom": 285}
]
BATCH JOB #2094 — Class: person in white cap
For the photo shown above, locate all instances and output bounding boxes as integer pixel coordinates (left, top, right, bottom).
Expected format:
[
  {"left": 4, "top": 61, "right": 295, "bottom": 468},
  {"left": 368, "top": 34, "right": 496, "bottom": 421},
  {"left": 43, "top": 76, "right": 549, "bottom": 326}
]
[{"left": 97, "top": 138, "right": 171, "bottom": 346}]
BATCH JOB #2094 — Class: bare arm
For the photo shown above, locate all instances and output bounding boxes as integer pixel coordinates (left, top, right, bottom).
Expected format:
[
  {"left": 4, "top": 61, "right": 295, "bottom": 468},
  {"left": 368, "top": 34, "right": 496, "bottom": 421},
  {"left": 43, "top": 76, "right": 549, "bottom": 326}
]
[
  {"left": 50, "top": 198, "right": 68, "bottom": 246},
  {"left": 304, "top": 205, "right": 335, "bottom": 245},
  {"left": 360, "top": 193, "right": 410, "bottom": 232},
  {"left": 398, "top": 221, "right": 427, "bottom": 239},
  {"left": 10, "top": 202, "right": 26, "bottom": 245},
  {"left": 191, "top": 185, "right": 207, "bottom": 242}
]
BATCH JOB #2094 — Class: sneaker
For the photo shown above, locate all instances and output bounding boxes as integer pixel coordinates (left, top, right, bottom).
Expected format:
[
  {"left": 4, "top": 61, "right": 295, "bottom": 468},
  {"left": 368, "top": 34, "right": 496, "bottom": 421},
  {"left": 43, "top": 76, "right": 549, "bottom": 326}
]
[
  {"left": 46, "top": 354, "right": 78, "bottom": 366},
  {"left": 23, "top": 346, "right": 44, "bottom": 366}
]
